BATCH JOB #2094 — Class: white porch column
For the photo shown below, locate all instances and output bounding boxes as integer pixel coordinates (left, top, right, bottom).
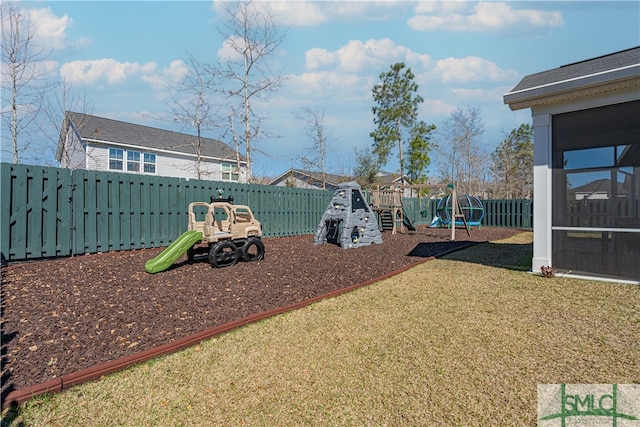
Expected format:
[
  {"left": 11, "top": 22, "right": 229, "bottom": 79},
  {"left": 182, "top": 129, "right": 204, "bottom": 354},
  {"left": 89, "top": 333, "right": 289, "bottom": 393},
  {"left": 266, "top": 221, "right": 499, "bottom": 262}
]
[{"left": 532, "top": 113, "right": 553, "bottom": 272}]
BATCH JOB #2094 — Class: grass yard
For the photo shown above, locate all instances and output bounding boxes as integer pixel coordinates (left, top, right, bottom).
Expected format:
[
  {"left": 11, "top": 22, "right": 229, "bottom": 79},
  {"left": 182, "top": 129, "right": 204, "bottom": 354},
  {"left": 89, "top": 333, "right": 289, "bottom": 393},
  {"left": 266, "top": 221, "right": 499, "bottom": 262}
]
[{"left": 4, "top": 232, "right": 639, "bottom": 426}]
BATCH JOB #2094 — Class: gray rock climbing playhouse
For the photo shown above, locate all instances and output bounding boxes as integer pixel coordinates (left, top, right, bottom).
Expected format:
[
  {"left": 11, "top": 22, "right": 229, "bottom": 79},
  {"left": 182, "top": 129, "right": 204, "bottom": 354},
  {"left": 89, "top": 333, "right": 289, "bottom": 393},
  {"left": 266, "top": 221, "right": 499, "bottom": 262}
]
[{"left": 313, "top": 181, "right": 383, "bottom": 249}]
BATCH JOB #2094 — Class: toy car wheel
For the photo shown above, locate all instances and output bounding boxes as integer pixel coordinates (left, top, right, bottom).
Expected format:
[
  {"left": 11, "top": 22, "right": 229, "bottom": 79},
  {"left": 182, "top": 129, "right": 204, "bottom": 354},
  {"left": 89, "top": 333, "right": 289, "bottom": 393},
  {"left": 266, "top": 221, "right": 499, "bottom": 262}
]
[
  {"left": 241, "top": 237, "right": 265, "bottom": 262},
  {"left": 209, "top": 241, "right": 239, "bottom": 268}
]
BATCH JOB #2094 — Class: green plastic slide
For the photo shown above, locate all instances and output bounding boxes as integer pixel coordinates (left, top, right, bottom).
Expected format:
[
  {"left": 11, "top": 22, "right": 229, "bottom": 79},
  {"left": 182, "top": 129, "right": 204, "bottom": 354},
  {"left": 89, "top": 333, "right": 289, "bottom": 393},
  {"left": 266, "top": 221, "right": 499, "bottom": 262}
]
[
  {"left": 144, "top": 230, "right": 202, "bottom": 274},
  {"left": 402, "top": 208, "right": 416, "bottom": 232}
]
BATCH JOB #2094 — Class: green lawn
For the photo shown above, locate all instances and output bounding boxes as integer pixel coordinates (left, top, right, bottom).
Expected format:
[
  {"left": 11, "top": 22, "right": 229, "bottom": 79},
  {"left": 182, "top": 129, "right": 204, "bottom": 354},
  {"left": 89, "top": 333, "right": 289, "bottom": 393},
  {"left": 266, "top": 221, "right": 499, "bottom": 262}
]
[{"left": 4, "top": 232, "right": 639, "bottom": 426}]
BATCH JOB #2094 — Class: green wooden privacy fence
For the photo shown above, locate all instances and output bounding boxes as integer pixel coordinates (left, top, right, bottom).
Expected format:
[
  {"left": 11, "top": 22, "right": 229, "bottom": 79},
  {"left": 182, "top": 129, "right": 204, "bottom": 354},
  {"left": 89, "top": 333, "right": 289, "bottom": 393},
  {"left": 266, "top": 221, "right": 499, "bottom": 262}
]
[
  {"left": 1, "top": 163, "right": 533, "bottom": 262},
  {"left": 1, "top": 163, "right": 333, "bottom": 261}
]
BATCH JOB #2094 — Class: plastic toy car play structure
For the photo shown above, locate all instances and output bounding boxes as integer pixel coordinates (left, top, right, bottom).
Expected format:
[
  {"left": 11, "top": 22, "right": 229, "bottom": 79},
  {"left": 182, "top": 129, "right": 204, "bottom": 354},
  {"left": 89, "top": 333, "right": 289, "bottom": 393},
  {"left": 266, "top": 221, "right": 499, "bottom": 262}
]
[{"left": 145, "top": 195, "right": 264, "bottom": 273}]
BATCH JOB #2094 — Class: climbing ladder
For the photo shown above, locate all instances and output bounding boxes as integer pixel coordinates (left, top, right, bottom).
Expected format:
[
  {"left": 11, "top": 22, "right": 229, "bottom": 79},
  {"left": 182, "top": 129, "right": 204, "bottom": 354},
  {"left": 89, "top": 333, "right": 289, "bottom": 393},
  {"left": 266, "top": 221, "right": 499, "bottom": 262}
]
[
  {"left": 377, "top": 208, "right": 405, "bottom": 234},
  {"left": 379, "top": 210, "right": 394, "bottom": 231}
]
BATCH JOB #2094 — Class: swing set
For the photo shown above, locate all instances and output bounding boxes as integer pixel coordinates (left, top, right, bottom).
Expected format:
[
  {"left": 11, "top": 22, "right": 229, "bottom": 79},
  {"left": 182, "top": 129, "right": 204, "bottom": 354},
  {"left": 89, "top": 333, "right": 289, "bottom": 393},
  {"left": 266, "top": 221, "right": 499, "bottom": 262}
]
[{"left": 368, "top": 183, "right": 471, "bottom": 241}]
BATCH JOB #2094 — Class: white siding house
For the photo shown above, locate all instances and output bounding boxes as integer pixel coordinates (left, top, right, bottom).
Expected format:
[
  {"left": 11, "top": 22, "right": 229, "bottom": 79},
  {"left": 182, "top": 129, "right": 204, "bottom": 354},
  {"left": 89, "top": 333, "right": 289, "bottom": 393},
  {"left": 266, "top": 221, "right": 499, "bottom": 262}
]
[
  {"left": 56, "top": 112, "right": 247, "bottom": 182},
  {"left": 504, "top": 47, "right": 640, "bottom": 284}
]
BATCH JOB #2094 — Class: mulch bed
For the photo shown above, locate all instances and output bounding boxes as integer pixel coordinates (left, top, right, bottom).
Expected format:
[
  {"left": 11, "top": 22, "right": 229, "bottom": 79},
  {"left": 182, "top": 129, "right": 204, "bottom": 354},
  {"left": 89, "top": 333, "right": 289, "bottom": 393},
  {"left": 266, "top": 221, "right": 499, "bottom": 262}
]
[{"left": 1, "top": 226, "right": 519, "bottom": 395}]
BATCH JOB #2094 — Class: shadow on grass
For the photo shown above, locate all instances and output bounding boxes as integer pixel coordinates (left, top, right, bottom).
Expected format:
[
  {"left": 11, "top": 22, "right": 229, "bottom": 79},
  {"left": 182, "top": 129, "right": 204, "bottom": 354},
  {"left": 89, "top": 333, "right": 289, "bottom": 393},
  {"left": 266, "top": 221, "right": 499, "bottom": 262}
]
[
  {"left": 407, "top": 241, "right": 474, "bottom": 259},
  {"left": 439, "top": 241, "right": 533, "bottom": 272}
]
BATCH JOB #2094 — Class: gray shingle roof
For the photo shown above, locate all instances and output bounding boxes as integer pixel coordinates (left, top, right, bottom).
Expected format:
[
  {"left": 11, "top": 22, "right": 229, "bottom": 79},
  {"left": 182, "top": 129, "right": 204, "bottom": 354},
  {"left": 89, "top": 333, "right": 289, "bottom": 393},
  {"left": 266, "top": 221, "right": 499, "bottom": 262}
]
[
  {"left": 268, "top": 169, "right": 351, "bottom": 189},
  {"left": 67, "top": 112, "right": 245, "bottom": 162},
  {"left": 511, "top": 47, "right": 640, "bottom": 93},
  {"left": 504, "top": 46, "right": 640, "bottom": 110},
  {"left": 294, "top": 170, "right": 352, "bottom": 185}
]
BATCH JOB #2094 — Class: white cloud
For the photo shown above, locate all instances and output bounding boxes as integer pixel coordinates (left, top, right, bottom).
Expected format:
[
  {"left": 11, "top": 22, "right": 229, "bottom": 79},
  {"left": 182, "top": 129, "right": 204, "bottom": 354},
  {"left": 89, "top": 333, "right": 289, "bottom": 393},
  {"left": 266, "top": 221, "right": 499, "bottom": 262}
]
[
  {"left": 421, "top": 98, "right": 457, "bottom": 117},
  {"left": 288, "top": 71, "right": 372, "bottom": 96},
  {"left": 23, "top": 6, "right": 90, "bottom": 51},
  {"left": 211, "top": 0, "right": 327, "bottom": 28},
  {"left": 264, "top": 2, "right": 329, "bottom": 26},
  {"left": 450, "top": 86, "right": 513, "bottom": 103},
  {"left": 213, "top": 1, "right": 409, "bottom": 27},
  {"left": 163, "top": 60, "right": 189, "bottom": 83},
  {"left": 60, "top": 59, "right": 157, "bottom": 85},
  {"left": 408, "top": 2, "right": 563, "bottom": 32},
  {"left": 217, "top": 35, "right": 249, "bottom": 62},
  {"left": 430, "top": 56, "right": 518, "bottom": 83},
  {"left": 141, "top": 60, "right": 187, "bottom": 91},
  {"left": 141, "top": 60, "right": 190, "bottom": 100},
  {"left": 305, "top": 47, "right": 333, "bottom": 70},
  {"left": 413, "top": 2, "right": 467, "bottom": 15},
  {"left": 305, "top": 39, "right": 432, "bottom": 73},
  {"left": 26, "top": 6, "right": 71, "bottom": 50}
]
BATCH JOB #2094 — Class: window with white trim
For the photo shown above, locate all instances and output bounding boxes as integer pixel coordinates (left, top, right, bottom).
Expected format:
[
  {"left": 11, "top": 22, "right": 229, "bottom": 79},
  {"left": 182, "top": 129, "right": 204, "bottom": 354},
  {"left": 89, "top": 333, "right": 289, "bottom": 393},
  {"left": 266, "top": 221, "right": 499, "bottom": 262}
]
[
  {"left": 144, "top": 153, "right": 156, "bottom": 173},
  {"left": 222, "top": 163, "right": 239, "bottom": 181},
  {"left": 108, "top": 148, "right": 156, "bottom": 174},
  {"left": 127, "top": 151, "right": 141, "bottom": 172},
  {"left": 109, "top": 148, "right": 124, "bottom": 170}
]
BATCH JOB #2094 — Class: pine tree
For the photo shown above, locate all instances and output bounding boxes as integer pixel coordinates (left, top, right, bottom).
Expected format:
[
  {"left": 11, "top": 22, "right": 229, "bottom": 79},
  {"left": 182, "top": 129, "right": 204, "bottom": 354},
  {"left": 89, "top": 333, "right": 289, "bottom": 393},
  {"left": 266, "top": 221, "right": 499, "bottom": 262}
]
[{"left": 370, "top": 62, "right": 435, "bottom": 182}]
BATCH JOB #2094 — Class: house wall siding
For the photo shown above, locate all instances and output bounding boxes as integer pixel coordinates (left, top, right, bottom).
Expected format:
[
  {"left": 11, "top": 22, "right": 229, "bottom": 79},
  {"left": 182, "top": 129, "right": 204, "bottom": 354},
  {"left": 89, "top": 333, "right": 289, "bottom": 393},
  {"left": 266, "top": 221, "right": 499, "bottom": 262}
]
[
  {"left": 84, "top": 143, "right": 243, "bottom": 181},
  {"left": 60, "top": 128, "right": 88, "bottom": 169}
]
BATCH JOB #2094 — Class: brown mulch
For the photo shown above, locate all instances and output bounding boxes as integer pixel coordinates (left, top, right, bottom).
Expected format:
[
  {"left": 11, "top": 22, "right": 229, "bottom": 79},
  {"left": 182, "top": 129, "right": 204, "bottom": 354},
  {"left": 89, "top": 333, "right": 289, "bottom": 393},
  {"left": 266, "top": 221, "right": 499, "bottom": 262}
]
[{"left": 1, "top": 226, "right": 520, "bottom": 395}]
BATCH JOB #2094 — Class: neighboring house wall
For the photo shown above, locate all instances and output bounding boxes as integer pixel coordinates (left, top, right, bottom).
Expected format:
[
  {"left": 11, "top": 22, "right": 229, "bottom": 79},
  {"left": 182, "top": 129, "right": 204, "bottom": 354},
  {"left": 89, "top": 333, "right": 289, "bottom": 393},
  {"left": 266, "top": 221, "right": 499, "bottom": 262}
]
[
  {"left": 83, "top": 143, "right": 241, "bottom": 181},
  {"left": 60, "top": 127, "right": 88, "bottom": 170}
]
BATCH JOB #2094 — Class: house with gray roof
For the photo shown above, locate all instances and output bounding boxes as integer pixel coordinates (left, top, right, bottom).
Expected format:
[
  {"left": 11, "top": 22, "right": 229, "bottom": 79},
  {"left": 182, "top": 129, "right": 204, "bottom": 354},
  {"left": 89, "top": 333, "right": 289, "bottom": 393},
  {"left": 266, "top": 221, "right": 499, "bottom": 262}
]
[
  {"left": 57, "top": 112, "right": 247, "bottom": 182},
  {"left": 268, "top": 168, "right": 352, "bottom": 191},
  {"left": 269, "top": 168, "right": 412, "bottom": 194},
  {"left": 504, "top": 46, "right": 639, "bottom": 284}
]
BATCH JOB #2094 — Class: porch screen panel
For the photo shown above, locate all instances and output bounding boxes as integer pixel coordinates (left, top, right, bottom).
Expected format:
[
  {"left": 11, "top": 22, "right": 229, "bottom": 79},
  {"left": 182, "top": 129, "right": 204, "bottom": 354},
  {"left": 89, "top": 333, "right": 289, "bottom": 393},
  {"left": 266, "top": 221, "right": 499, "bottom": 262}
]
[{"left": 551, "top": 100, "right": 640, "bottom": 281}]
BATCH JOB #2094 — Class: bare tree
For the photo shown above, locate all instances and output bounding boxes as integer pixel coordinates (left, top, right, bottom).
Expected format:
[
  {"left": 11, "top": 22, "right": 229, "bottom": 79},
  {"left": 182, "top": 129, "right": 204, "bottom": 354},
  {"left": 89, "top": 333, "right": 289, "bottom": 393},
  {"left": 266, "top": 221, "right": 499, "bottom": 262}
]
[
  {"left": 212, "top": 0, "right": 287, "bottom": 182},
  {"left": 491, "top": 124, "right": 534, "bottom": 199},
  {"left": 436, "top": 107, "right": 485, "bottom": 195},
  {"left": 295, "top": 106, "right": 331, "bottom": 189},
  {"left": 39, "top": 78, "right": 94, "bottom": 168},
  {"left": 227, "top": 106, "right": 242, "bottom": 181},
  {"left": 1, "top": 2, "right": 51, "bottom": 164},
  {"left": 166, "top": 54, "right": 220, "bottom": 179}
]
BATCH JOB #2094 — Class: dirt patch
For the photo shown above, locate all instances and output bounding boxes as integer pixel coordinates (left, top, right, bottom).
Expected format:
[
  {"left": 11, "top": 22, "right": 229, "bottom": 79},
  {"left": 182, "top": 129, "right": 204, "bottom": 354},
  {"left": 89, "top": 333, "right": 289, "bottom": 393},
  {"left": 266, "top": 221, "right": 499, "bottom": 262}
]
[{"left": 1, "top": 226, "right": 520, "bottom": 393}]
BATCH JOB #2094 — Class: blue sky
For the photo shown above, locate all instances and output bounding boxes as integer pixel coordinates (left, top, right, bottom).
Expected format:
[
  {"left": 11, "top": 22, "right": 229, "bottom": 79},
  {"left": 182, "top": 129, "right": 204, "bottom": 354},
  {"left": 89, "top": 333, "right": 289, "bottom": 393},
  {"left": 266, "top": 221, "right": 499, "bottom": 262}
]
[{"left": 5, "top": 1, "right": 640, "bottom": 178}]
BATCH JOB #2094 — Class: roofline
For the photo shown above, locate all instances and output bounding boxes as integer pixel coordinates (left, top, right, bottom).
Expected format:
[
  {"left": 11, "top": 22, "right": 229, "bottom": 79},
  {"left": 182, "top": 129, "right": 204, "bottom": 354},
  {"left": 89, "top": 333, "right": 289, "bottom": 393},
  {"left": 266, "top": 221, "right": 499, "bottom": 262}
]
[
  {"left": 503, "top": 63, "right": 640, "bottom": 111},
  {"left": 84, "top": 138, "right": 248, "bottom": 165},
  {"left": 268, "top": 168, "right": 341, "bottom": 186}
]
